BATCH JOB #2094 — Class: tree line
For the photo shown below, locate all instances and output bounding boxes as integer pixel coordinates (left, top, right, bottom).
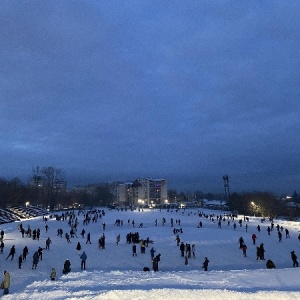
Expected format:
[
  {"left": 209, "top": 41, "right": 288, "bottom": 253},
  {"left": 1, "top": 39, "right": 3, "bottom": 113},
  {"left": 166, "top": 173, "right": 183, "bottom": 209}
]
[
  {"left": 0, "top": 166, "right": 115, "bottom": 210},
  {"left": 169, "top": 189, "right": 300, "bottom": 219},
  {"left": 0, "top": 167, "right": 298, "bottom": 218},
  {"left": 227, "top": 191, "right": 300, "bottom": 220}
]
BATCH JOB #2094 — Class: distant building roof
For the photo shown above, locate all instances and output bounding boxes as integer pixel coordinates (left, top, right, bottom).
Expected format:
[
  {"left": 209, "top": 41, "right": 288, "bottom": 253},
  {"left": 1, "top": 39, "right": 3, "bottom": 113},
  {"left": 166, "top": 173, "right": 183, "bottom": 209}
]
[{"left": 131, "top": 180, "right": 142, "bottom": 187}]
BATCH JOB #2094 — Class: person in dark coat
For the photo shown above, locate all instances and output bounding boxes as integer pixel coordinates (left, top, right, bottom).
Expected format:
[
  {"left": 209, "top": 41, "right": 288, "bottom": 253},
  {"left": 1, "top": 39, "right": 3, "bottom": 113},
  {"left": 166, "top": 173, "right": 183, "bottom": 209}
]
[
  {"left": 202, "top": 257, "right": 209, "bottom": 271},
  {"left": 6, "top": 245, "right": 16, "bottom": 260},
  {"left": 86, "top": 232, "right": 91, "bottom": 244},
  {"left": 155, "top": 253, "right": 161, "bottom": 263},
  {"left": 32, "top": 251, "right": 39, "bottom": 269},
  {"left": 185, "top": 254, "right": 189, "bottom": 266},
  {"left": 23, "top": 246, "right": 29, "bottom": 261},
  {"left": 278, "top": 231, "right": 282, "bottom": 242},
  {"left": 116, "top": 234, "right": 121, "bottom": 245},
  {"left": 150, "top": 247, "right": 156, "bottom": 261},
  {"left": 38, "top": 247, "right": 44, "bottom": 261},
  {"left": 76, "top": 242, "right": 82, "bottom": 255},
  {"left": 65, "top": 233, "right": 71, "bottom": 243},
  {"left": 266, "top": 259, "right": 276, "bottom": 269},
  {"left": 63, "top": 259, "right": 71, "bottom": 274},
  {"left": 101, "top": 233, "right": 106, "bottom": 249},
  {"left": 259, "top": 243, "right": 265, "bottom": 260},
  {"left": 153, "top": 254, "right": 161, "bottom": 272},
  {"left": 242, "top": 244, "right": 247, "bottom": 257},
  {"left": 291, "top": 250, "right": 299, "bottom": 267},
  {"left": 285, "top": 229, "right": 290, "bottom": 238},
  {"left": 256, "top": 246, "right": 261, "bottom": 261},
  {"left": 239, "top": 237, "right": 244, "bottom": 249},
  {"left": 46, "top": 238, "right": 52, "bottom": 250},
  {"left": 18, "top": 254, "right": 23, "bottom": 269},
  {"left": 180, "top": 242, "right": 185, "bottom": 257},
  {"left": 251, "top": 234, "right": 257, "bottom": 245},
  {"left": 0, "top": 241, "right": 4, "bottom": 253},
  {"left": 153, "top": 256, "right": 159, "bottom": 272},
  {"left": 80, "top": 251, "right": 87, "bottom": 270},
  {"left": 132, "top": 244, "right": 137, "bottom": 256}
]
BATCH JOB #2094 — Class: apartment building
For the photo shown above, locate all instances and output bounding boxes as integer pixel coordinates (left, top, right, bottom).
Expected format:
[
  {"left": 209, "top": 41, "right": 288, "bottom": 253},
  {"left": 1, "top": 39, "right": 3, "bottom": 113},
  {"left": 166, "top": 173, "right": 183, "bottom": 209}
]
[{"left": 116, "top": 178, "right": 167, "bottom": 207}]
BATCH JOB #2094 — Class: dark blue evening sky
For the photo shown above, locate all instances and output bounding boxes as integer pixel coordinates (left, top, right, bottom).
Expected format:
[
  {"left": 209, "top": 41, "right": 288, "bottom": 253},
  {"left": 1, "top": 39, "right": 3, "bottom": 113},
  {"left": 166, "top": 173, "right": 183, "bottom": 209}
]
[{"left": 1, "top": 1, "right": 299, "bottom": 194}]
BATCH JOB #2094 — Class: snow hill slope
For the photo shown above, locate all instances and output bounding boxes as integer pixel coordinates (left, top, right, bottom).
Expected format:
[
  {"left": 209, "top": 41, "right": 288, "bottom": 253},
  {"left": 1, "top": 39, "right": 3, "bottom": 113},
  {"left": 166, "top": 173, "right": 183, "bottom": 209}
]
[{"left": 0, "top": 207, "right": 299, "bottom": 299}]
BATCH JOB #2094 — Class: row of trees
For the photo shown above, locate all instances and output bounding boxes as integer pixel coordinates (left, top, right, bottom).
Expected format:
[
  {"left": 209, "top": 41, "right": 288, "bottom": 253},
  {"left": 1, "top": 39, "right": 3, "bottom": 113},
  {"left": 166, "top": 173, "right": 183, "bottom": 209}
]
[
  {"left": 228, "top": 191, "right": 300, "bottom": 220},
  {"left": 227, "top": 192, "right": 287, "bottom": 217},
  {"left": 168, "top": 189, "right": 300, "bottom": 219},
  {"left": 0, "top": 176, "right": 115, "bottom": 210},
  {"left": 168, "top": 189, "right": 224, "bottom": 203},
  {"left": 0, "top": 167, "right": 298, "bottom": 218},
  {"left": 0, "top": 166, "right": 115, "bottom": 210}
]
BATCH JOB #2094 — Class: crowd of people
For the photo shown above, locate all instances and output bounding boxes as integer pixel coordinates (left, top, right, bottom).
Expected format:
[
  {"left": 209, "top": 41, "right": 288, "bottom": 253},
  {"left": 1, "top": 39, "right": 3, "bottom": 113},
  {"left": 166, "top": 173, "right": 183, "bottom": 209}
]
[{"left": 0, "top": 207, "right": 299, "bottom": 295}]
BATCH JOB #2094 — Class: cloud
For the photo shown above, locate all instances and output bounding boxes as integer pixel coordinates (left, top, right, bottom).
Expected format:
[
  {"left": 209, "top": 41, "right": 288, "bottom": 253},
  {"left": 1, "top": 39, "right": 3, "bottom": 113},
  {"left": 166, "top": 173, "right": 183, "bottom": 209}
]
[{"left": 0, "top": 1, "right": 299, "bottom": 194}]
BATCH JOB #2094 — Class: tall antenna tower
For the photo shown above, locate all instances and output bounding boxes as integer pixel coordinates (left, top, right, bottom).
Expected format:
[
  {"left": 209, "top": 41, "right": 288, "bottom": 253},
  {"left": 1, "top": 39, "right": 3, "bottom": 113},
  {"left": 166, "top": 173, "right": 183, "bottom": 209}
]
[{"left": 223, "top": 174, "right": 229, "bottom": 202}]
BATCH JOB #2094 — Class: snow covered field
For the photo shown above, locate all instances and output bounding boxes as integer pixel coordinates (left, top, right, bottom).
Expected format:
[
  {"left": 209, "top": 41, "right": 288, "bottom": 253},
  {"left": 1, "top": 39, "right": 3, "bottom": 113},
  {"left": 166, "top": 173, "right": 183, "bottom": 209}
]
[{"left": 0, "top": 207, "right": 300, "bottom": 299}]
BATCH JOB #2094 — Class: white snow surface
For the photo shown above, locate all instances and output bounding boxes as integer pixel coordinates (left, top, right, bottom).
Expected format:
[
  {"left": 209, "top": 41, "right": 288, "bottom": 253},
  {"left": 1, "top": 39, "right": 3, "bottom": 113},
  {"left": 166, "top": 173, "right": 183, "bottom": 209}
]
[{"left": 0, "top": 207, "right": 300, "bottom": 299}]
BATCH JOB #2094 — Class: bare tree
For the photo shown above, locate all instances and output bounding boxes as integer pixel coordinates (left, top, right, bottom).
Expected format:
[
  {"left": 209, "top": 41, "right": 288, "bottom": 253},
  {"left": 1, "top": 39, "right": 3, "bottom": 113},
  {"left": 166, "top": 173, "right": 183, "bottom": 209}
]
[
  {"left": 31, "top": 166, "right": 43, "bottom": 206},
  {"left": 41, "top": 167, "right": 66, "bottom": 210}
]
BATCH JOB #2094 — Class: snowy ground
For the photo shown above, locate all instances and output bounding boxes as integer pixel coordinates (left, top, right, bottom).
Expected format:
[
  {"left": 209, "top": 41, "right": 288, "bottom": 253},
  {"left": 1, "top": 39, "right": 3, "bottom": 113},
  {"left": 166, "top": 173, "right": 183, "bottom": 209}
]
[{"left": 0, "top": 207, "right": 300, "bottom": 299}]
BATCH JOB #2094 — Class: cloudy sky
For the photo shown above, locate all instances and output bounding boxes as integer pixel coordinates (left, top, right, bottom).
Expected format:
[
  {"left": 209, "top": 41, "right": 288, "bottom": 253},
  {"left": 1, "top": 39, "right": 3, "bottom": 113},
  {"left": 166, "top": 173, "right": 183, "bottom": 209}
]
[{"left": 0, "top": 1, "right": 299, "bottom": 194}]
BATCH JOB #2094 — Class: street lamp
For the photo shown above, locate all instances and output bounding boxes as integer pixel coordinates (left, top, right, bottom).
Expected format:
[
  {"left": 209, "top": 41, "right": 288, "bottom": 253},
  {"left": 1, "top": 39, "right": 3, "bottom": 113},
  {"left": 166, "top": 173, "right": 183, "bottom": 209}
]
[{"left": 251, "top": 202, "right": 261, "bottom": 217}]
